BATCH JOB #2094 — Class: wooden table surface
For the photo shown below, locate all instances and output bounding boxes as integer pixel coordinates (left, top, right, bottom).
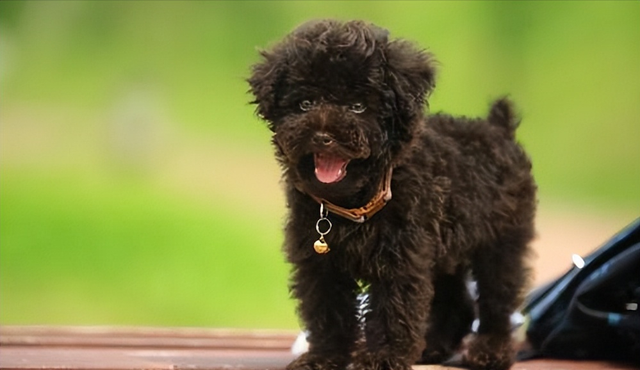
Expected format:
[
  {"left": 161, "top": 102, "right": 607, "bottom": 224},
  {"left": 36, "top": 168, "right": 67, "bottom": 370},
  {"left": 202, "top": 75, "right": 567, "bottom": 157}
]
[{"left": 0, "top": 326, "right": 636, "bottom": 370}]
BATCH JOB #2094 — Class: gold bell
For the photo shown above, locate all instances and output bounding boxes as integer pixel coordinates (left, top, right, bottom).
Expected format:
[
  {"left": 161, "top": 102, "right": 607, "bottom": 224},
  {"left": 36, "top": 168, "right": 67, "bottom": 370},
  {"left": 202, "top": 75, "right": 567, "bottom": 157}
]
[{"left": 313, "top": 237, "right": 330, "bottom": 254}]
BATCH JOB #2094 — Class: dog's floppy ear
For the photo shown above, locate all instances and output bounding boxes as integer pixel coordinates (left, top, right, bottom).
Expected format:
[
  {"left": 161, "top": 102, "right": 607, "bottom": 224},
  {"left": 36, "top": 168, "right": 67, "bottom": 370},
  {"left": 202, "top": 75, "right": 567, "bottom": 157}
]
[
  {"left": 384, "top": 40, "right": 436, "bottom": 126},
  {"left": 248, "top": 50, "right": 287, "bottom": 130}
]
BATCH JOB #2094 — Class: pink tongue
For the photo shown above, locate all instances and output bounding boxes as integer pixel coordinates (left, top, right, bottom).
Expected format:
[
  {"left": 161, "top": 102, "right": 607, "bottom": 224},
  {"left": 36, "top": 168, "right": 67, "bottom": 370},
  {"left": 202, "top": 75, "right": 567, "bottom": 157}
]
[{"left": 314, "top": 153, "right": 348, "bottom": 183}]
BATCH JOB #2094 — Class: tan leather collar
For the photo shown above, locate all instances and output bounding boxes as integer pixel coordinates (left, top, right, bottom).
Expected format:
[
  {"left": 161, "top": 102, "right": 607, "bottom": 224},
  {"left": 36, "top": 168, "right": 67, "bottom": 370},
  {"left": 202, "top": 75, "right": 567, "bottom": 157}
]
[{"left": 309, "top": 168, "right": 393, "bottom": 223}]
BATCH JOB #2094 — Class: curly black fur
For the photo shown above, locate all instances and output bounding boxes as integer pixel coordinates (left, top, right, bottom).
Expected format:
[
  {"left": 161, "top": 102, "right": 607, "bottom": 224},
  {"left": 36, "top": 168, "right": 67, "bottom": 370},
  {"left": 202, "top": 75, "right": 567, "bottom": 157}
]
[{"left": 249, "top": 19, "right": 536, "bottom": 370}]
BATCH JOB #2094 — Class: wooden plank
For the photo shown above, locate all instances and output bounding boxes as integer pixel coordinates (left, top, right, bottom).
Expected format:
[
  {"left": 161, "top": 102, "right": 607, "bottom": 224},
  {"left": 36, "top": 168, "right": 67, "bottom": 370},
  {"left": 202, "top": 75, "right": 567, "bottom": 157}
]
[
  {"left": 0, "top": 326, "right": 636, "bottom": 370},
  {"left": 0, "top": 326, "right": 295, "bottom": 350},
  {"left": 0, "top": 347, "right": 295, "bottom": 370}
]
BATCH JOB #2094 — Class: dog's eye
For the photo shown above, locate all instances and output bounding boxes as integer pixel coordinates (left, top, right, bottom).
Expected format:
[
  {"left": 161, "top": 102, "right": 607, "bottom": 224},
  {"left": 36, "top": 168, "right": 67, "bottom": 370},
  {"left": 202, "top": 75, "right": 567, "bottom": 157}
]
[
  {"left": 299, "top": 100, "right": 313, "bottom": 112},
  {"left": 349, "top": 103, "right": 366, "bottom": 114}
]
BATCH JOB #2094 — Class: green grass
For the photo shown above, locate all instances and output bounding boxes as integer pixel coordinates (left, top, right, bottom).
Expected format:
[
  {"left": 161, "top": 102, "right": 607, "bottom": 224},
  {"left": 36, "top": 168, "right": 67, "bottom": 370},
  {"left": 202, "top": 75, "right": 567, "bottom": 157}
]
[
  {"left": 0, "top": 167, "right": 296, "bottom": 328},
  {"left": 0, "top": 1, "right": 638, "bottom": 328}
]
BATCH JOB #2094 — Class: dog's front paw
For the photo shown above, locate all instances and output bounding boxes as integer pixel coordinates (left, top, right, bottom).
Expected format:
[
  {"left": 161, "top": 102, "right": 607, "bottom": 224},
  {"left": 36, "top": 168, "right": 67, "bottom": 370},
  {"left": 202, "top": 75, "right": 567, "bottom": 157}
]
[
  {"left": 463, "top": 334, "right": 515, "bottom": 370},
  {"left": 351, "top": 353, "right": 412, "bottom": 370},
  {"left": 287, "top": 353, "right": 345, "bottom": 370}
]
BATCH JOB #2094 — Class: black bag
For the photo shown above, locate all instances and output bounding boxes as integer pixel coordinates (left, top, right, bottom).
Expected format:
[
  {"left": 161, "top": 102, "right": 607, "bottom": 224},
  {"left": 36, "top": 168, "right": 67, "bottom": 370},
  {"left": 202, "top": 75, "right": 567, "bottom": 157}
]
[{"left": 521, "top": 218, "right": 640, "bottom": 364}]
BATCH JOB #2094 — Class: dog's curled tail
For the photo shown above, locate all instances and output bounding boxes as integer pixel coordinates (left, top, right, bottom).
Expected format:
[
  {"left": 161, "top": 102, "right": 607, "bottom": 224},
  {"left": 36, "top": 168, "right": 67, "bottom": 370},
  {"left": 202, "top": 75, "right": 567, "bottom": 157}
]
[{"left": 488, "top": 97, "right": 520, "bottom": 138}]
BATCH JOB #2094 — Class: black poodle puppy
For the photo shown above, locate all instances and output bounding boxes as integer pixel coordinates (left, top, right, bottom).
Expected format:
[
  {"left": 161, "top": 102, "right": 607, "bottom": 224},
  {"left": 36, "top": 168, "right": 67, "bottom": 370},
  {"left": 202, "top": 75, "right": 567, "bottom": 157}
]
[{"left": 248, "top": 19, "right": 536, "bottom": 370}]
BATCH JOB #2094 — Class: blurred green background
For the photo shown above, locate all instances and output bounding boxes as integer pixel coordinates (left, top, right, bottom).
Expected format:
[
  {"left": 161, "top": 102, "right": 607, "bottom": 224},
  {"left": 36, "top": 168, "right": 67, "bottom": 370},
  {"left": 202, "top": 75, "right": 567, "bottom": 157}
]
[{"left": 0, "top": 1, "right": 638, "bottom": 329}]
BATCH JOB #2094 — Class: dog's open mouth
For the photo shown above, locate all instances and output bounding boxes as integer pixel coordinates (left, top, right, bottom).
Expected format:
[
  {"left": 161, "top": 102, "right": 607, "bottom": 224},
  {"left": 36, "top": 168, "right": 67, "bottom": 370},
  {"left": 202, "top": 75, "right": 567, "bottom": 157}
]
[{"left": 314, "top": 153, "right": 349, "bottom": 184}]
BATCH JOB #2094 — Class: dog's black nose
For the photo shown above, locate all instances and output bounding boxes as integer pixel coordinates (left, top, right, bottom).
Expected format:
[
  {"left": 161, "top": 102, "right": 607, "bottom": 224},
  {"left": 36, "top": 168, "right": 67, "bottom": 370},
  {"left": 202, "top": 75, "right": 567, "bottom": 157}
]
[{"left": 313, "top": 132, "right": 334, "bottom": 146}]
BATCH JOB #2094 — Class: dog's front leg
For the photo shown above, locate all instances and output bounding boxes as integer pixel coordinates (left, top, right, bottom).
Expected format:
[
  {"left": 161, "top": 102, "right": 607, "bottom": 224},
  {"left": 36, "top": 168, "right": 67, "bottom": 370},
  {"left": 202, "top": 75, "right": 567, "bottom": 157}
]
[
  {"left": 353, "top": 240, "right": 434, "bottom": 370},
  {"left": 287, "top": 259, "right": 360, "bottom": 370}
]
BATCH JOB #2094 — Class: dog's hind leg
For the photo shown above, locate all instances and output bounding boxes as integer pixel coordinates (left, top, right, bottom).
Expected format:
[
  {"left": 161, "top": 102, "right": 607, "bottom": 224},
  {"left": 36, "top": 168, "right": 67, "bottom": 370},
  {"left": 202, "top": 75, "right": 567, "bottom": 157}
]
[
  {"left": 418, "top": 268, "right": 474, "bottom": 364},
  {"left": 466, "top": 228, "right": 532, "bottom": 370}
]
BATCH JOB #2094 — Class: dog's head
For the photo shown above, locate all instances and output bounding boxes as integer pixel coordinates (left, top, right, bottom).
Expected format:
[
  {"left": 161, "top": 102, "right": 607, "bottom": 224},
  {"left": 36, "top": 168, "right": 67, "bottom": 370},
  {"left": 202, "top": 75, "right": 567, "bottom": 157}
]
[{"left": 249, "top": 20, "right": 436, "bottom": 204}]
